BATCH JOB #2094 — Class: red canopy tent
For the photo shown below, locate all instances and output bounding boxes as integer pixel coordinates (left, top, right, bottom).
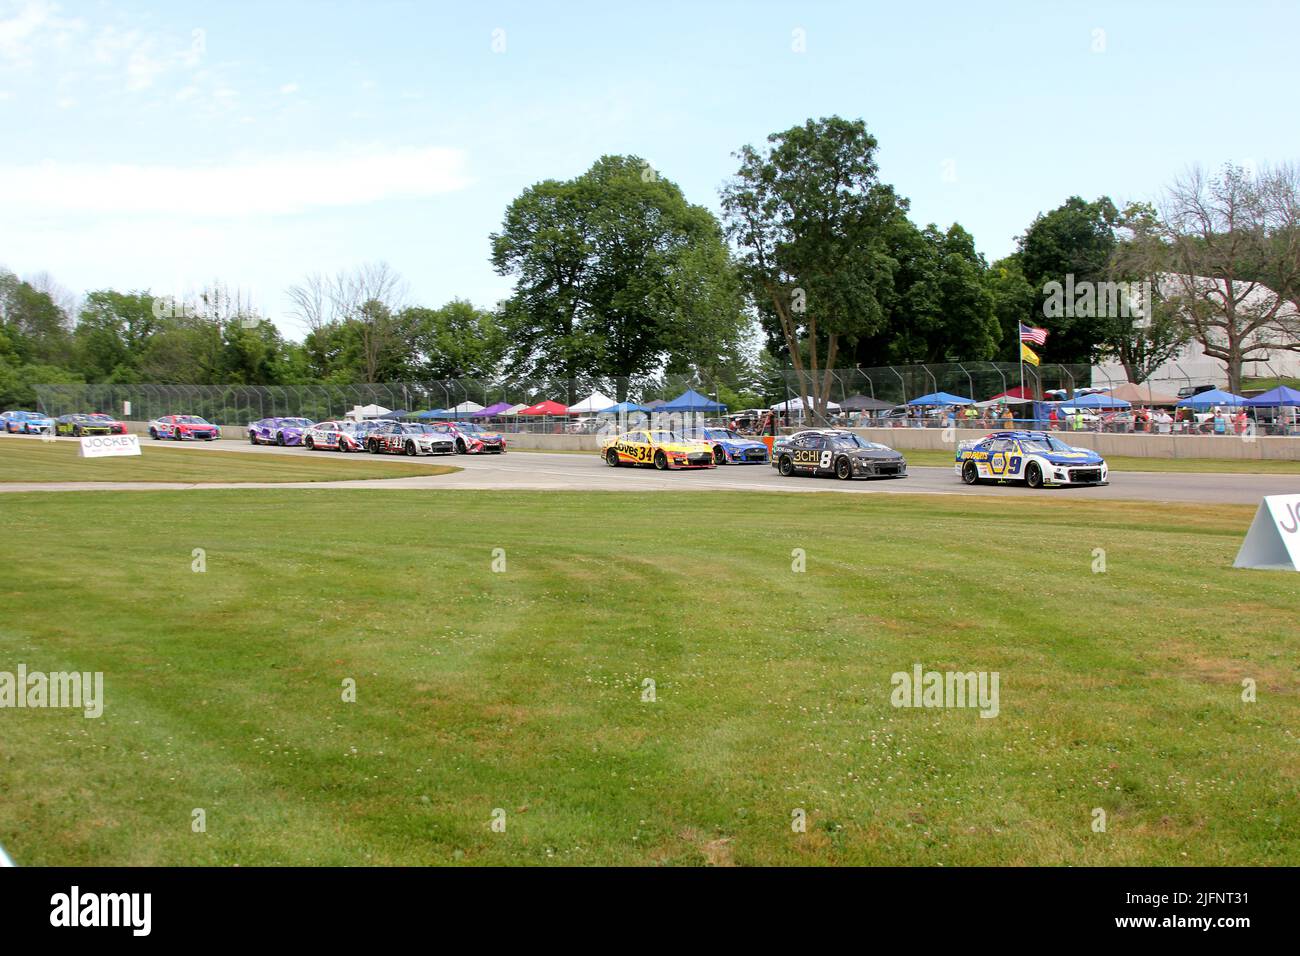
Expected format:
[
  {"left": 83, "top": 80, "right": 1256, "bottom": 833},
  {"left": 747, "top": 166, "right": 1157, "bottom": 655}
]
[
  {"left": 985, "top": 386, "right": 1034, "bottom": 401},
  {"left": 517, "top": 400, "right": 569, "bottom": 416}
]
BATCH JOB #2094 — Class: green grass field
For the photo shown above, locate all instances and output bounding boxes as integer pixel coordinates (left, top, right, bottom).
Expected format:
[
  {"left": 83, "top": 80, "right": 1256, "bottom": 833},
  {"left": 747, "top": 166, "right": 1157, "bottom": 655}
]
[
  {"left": 0, "top": 489, "right": 1295, "bottom": 866},
  {"left": 0, "top": 438, "right": 460, "bottom": 483}
]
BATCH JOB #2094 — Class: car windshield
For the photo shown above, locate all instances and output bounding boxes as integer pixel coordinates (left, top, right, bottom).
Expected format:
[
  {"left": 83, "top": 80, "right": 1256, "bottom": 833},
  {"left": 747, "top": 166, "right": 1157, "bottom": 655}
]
[
  {"left": 648, "top": 431, "right": 687, "bottom": 443},
  {"left": 1020, "top": 436, "right": 1077, "bottom": 453},
  {"left": 829, "top": 434, "right": 885, "bottom": 450},
  {"left": 280, "top": 418, "right": 312, "bottom": 427},
  {"left": 704, "top": 428, "right": 743, "bottom": 440},
  {"left": 177, "top": 416, "right": 209, "bottom": 424},
  {"left": 89, "top": 414, "right": 114, "bottom": 421}
]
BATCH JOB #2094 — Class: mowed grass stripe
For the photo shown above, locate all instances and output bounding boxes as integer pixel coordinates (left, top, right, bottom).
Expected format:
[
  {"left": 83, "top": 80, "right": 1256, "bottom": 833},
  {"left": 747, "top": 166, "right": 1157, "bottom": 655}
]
[
  {"left": 0, "top": 490, "right": 1295, "bottom": 865},
  {"left": 0, "top": 438, "right": 460, "bottom": 483}
]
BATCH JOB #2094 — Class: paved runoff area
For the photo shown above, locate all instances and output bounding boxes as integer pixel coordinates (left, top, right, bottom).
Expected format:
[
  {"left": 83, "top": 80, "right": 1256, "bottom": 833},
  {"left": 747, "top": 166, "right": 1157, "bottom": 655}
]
[{"left": 2, "top": 433, "right": 1298, "bottom": 504}]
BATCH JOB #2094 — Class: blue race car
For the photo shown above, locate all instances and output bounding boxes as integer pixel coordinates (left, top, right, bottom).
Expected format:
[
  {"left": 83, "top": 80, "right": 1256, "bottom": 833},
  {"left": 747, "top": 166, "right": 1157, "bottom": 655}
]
[
  {"left": 1, "top": 410, "right": 54, "bottom": 435},
  {"left": 955, "top": 431, "right": 1108, "bottom": 488},
  {"left": 691, "top": 427, "right": 770, "bottom": 464}
]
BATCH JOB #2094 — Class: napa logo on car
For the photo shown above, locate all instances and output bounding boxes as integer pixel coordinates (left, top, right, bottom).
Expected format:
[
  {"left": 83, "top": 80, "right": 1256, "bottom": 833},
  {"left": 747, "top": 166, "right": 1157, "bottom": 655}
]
[{"left": 78, "top": 434, "right": 142, "bottom": 458}]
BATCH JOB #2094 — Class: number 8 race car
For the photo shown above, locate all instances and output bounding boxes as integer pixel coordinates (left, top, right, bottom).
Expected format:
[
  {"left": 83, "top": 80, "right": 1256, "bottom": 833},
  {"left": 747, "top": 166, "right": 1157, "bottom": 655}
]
[
  {"left": 600, "top": 430, "right": 716, "bottom": 470},
  {"left": 955, "top": 431, "right": 1108, "bottom": 488},
  {"left": 775, "top": 429, "right": 907, "bottom": 479}
]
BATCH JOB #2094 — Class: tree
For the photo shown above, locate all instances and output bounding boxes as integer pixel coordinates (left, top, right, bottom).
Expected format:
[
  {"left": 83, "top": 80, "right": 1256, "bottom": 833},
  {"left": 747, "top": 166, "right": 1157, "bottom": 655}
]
[
  {"left": 404, "top": 300, "right": 507, "bottom": 381},
  {"left": 493, "top": 155, "right": 745, "bottom": 404},
  {"left": 74, "top": 290, "right": 158, "bottom": 382},
  {"left": 720, "top": 116, "right": 910, "bottom": 418},
  {"left": 1155, "top": 163, "right": 1300, "bottom": 393},
  {"left": 1016, "top": 196, "right": 1120, "bottom": 363},
  {"left": 0, "top": 269, "right": 72, "bottom": 365},
  {"left": 984, "top": 255, "right": 1038, "bottom": 362}
]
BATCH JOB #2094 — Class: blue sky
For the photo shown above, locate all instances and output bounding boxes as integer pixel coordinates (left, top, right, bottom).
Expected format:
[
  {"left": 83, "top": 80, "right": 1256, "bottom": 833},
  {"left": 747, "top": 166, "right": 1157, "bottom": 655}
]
[{"left": 2, "top": 0, "right": 1297, "bottom": 338}]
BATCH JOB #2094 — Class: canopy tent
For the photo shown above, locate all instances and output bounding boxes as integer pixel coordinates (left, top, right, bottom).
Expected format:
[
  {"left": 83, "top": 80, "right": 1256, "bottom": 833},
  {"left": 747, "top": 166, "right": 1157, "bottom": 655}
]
[
  {"left": 986, "top": 387, "right": 1035, "bottom": 401},
  {"left": 907, "top": 391, "right": 974, "bottom": 406},
  {"left": 1058, "top": 393, "right": 1130, "bottom": 409},
  {"left": 837, "top": 394, "right": 894, "bottom": 411},
  {"left": 376, "top": 409, "right": 411, "bottom": 419},
  {"left": 975, "top": 396, "right": 1031, "bottom": 407},
  {"left": 346, "top": 403, "right": 391, "bottom": 420},
  {"left": 600, "top": 401, "right": 650, "bottom": 414},
  {"left": 1107, "top": 382, "right": 1179, "bottom": 405},
  {"left": 1176, "top": 388, "right": 1249, "bottom": 408},
  {"left": 770, "top": 396, "right": 840, "bottom": 412},
  {"left": 449, "top": 400, "right": 484, "bottom": 414},
  {"left": 502, "top": 403, "right": 531, "bottom": 415},
  {"left": 568, "top": 391, "right": 617, "bottom": 413},
  {"left": 517, "top": 400, "right": 569, "bottom": 416},
  {"left": 472, "top": 401, "right": 514, "bottom": 417},
  {"left": 413, "top": 409, "right": 448, "bottom": 419},
  {"left": 1244, "top": 385, "right": 1300, "bottom": 407},
  {"left": 642, "top": 399, "right": 668, "bottom": 409},
  {"left": 662, "top": 388, "right": 727, "bottom": 412}
]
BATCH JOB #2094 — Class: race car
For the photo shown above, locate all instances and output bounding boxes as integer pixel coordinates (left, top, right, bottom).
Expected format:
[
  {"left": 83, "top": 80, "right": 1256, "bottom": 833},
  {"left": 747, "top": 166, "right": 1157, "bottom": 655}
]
[
  {"left": 955, "top": 431, "right": 1108, "bottom": 488},
  {"left": 365, "top": 421, "right": 457, "bottom": 456},
  {"left": 774, "top": 429, "right": 907, "bottom": 480},
  {"left": 86, "top": 413, "right": 128, "bottom": 434},
  {"left": 148, "top": 415, "right": 221, "bottom": 441},
  {"left": 1, "top": 410, "right": 54, "bottom": 434},
  {"left": 600, "top": 429, "right": 716, "bottom": 470},
  {"left": 688, "top": 426, "right": 769, "bottom": 464},
  {"left": 247, "top": 417, "right": 313, "bottom": 446},
  {"left": 429, "top": 421, "right": 506, "bottom": 454},
  {"left": 303, "top": 420, "right": 368, "bottom": 452},
  {"left": 54, "top": 413, "right": 116, "bottom": 437}
]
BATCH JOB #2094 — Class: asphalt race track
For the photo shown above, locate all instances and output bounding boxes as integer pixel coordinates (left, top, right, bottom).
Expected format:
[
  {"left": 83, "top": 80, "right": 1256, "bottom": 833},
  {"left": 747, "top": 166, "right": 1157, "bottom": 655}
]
[{"left": 3, "top": 434, "right": 1299, "bottom": 504}]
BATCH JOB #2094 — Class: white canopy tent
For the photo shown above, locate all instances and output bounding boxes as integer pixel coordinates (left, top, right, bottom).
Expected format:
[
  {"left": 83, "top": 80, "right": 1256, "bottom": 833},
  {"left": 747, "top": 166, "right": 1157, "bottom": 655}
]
[
  {"left": 502, "top": 404, "right": 530, "bottom": 415},
  {"left": 346, "top": 403, "right": 392, "bottom": 421},
  {"left": 568, "top": 391, "right": 617, "bottom": 413},
  {"left": 770, "top": 397, "right": 840, "bottom": 412},
  {"left": 451, "top": 400, "right": 484, "bottom": 413}
]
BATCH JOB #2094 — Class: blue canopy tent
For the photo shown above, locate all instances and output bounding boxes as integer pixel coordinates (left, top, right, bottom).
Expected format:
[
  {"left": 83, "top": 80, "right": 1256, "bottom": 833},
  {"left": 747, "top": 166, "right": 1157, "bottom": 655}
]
[
  {"left": 1176, "top": 388, "right": 1248, "bottom": 408},
  {"left": 1244, "top": 385, "right": 1300, "bottom": 407},
  {"left": 907, "top": 391, "right": 974, "bottom": 406},
  {"left": 661, "top": 389, "right": 727, "bottom": 412},
  {"left": 377, "top": 409, "right": 411, "bottom": 420},
  {"left": 1061, "top": 393, "right": 1130, "bottom": 409},
  {"left": 600, "top": 401, "right": 650, "bottom": 414},
  {"left": 413, "top": 409, "right": 452, "bottom": 419}
]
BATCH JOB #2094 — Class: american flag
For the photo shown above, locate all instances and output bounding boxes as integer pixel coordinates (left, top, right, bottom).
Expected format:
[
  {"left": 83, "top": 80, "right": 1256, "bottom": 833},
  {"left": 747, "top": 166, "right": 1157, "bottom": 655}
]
[{"left": 1019, "top": 323, "right": 1048, "bottom": 346}]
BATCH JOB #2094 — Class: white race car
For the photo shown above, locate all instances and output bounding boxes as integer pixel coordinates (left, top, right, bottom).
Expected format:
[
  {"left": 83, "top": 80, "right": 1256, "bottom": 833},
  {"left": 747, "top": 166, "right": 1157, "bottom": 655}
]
[{"left": 955, "top": 430, "right": 1108, "bottom": 488}]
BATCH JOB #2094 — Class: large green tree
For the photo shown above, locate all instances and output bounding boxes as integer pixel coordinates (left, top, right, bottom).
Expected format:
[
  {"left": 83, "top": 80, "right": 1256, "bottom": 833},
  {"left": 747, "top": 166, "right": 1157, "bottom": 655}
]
[
  {"left": 404, "top": 300, "right": 507, "bottom": 381},
  {"left": 720, "top": 116, "right": 910, "bottom": 417},
  {"left": 492, "top": 155, "right": 745, "bottom": 403}
]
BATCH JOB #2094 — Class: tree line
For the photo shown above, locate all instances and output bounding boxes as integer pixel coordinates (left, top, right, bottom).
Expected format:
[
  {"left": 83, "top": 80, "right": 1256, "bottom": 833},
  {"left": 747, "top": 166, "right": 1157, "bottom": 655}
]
[{"left": 3, "top": 115, "right": 1296, "bottom": 409}]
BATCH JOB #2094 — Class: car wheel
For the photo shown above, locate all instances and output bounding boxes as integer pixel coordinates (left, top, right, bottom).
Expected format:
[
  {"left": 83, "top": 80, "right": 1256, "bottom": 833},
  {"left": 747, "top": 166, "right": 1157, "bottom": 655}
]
[
  {"left": 149, "top": 428, "right": 159, "bottom": 440},
  {"left": 962, "top": 461, "right": 979, "bottom": 485},
  {"left": 405, "top": 441, "right": 417, "bottom": 456},
  {"left": 606, "top": 448, "right": 620, "bottom": 467},
  {"left": 276, "top": 432, "right": 285, "bottom": 446},
  {"left": 337, "top": 439, "right": 349, "bottom": 453},
  {"left": 713, "top": 445, "right": 726, "bottom": 465},
  {"left": 835, "top": 456, "right": 853, "bottom": 480},
  {"left": 456, "top": 439, "right": 467, "bottom": 455},
  {"left": 653, "top": 450, "right": 668, "bottom": 471},
  {"left": 778, "top": 455, "right": 795, "bottom": 477},
  {"left": 305, "top": 436, "right": 315, "bottom": 450},
  {"left": 173, "top": 429, "right": 183, "bottom": 441},
  {"left": 249, "top": 433, "right": 258, "bottom": 445},
  {"left": 1025, "top": 461, "right": 1044, "bottom": 489},
  {"left": 368, "top": 439, "right": 379, "bottom": 454},
  {"left": 72, "top": 426, "right": 81, "bottom": 437}
]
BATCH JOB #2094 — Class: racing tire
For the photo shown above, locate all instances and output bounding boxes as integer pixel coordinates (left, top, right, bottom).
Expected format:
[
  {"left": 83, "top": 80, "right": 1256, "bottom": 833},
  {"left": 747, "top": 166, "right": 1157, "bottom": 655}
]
[
  {"left": 713, "top": 445, "right": 726, "bottom": 465},
  {"left": 149, "top": 428, "right": 159, "bottom": 440},
  {"left": 368, "top": 439, "right": 380, "bottom": 454},
  {"left": 605, "top": 449, "right": 620, "bottom": 467},
  {"left": 778, "top": 455, "right": 796, "bottom": 477},
  {"left": 249, "top": 433, "right": 258, "bottom": 445},
  {"left": 72, "top": 426, "right": 82, "bottom": 437},
  {"left": 456, "top": 439, "right": 467, "bottom": 455},
  {"left": 405, "top": 441, "right": 417, "bottom": 457},
  {"left": 962, "top": 461, "right": 979, "bottom": 485},
  {"left": 1025, "top": 461, "right": 1044, "bottom": 489},
  {"left": 835, "top": 456, "right": 853, "bottom": 480},
  {"left": 305, "top": 436, "right": 315, "bottom": 450},
  {"left": 173, "top": 430, "right": 183, "bottom": 441},
  {"left": 653, "top": 450, "right": 668, "bottom": 471},
  {"left": 275, "top": 432, "right": 285, "bottom": 446},
  {"left": 337, "top": 440, "right": 349, "bottom": 453}
]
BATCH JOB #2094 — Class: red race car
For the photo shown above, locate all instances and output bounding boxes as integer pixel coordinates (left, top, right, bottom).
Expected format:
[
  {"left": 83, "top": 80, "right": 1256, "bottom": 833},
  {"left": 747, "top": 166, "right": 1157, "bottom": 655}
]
[{"left": 148, "top": 415, "right": 221, "bottom": 441}]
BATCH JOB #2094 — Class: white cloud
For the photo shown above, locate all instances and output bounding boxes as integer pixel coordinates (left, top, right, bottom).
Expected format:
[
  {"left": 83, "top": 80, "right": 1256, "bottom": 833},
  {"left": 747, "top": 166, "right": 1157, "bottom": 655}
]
[
  {"left": 0, "top": 0, "right": 84, "bottom": 70},
  {"left": 278, "top": 82, "right": 298, "bottom": 95},
  {"left": 0, "top": 146, "right": 474, "bottom": 218}
]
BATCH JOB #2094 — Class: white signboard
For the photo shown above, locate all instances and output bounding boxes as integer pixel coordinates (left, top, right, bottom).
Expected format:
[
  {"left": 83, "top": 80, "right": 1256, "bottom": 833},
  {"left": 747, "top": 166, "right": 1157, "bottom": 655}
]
[
  {"left": 1234, "top": 494, "right": 1300, "bottom": 571},
  {"left": 78, "top": 434, "right": 142, "bottom": 459}
]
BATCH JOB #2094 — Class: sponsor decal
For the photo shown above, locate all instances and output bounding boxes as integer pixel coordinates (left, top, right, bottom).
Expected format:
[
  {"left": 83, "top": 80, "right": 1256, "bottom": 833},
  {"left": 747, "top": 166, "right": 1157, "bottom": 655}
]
[{"left": 78, "top": 434, "right": 141, "bottom": 459}]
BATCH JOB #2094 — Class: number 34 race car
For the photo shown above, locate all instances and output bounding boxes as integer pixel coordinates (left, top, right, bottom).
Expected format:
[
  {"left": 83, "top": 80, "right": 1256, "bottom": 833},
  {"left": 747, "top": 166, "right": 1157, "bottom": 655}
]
[
  {"left": 601, "top": 430, "right": 717, "bottom": 470},
  {"left": 955, "top": 431, "right": 1108, "bottom": 488}
]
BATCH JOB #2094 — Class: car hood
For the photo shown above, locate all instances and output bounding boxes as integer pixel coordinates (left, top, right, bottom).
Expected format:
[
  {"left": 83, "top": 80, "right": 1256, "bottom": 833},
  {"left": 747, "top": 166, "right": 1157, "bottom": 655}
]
[
  {"left": 1041, "top": 450, "right": 1103, "bottom": 465},
  {"left": 846, "top": 447, "right": 905, "bottom": 461}
]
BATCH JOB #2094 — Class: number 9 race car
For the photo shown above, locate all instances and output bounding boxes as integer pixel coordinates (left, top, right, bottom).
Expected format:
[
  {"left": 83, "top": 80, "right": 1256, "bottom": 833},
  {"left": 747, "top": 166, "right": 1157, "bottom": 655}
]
[
  {"left": 600, "top": 430, "right": 717, "bottom": 470},
  {"left": 774, "top": 429, "right": 907, "bottom": 479},
  {"left": 955, "top": 431, "right": 1108, "bottom": 488}
]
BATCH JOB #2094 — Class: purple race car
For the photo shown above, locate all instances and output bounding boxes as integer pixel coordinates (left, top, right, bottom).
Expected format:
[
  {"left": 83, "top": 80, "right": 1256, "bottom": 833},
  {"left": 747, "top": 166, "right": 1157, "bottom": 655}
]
[{"left": 248, "top": 417, "right": 313, "bottom": 446}]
